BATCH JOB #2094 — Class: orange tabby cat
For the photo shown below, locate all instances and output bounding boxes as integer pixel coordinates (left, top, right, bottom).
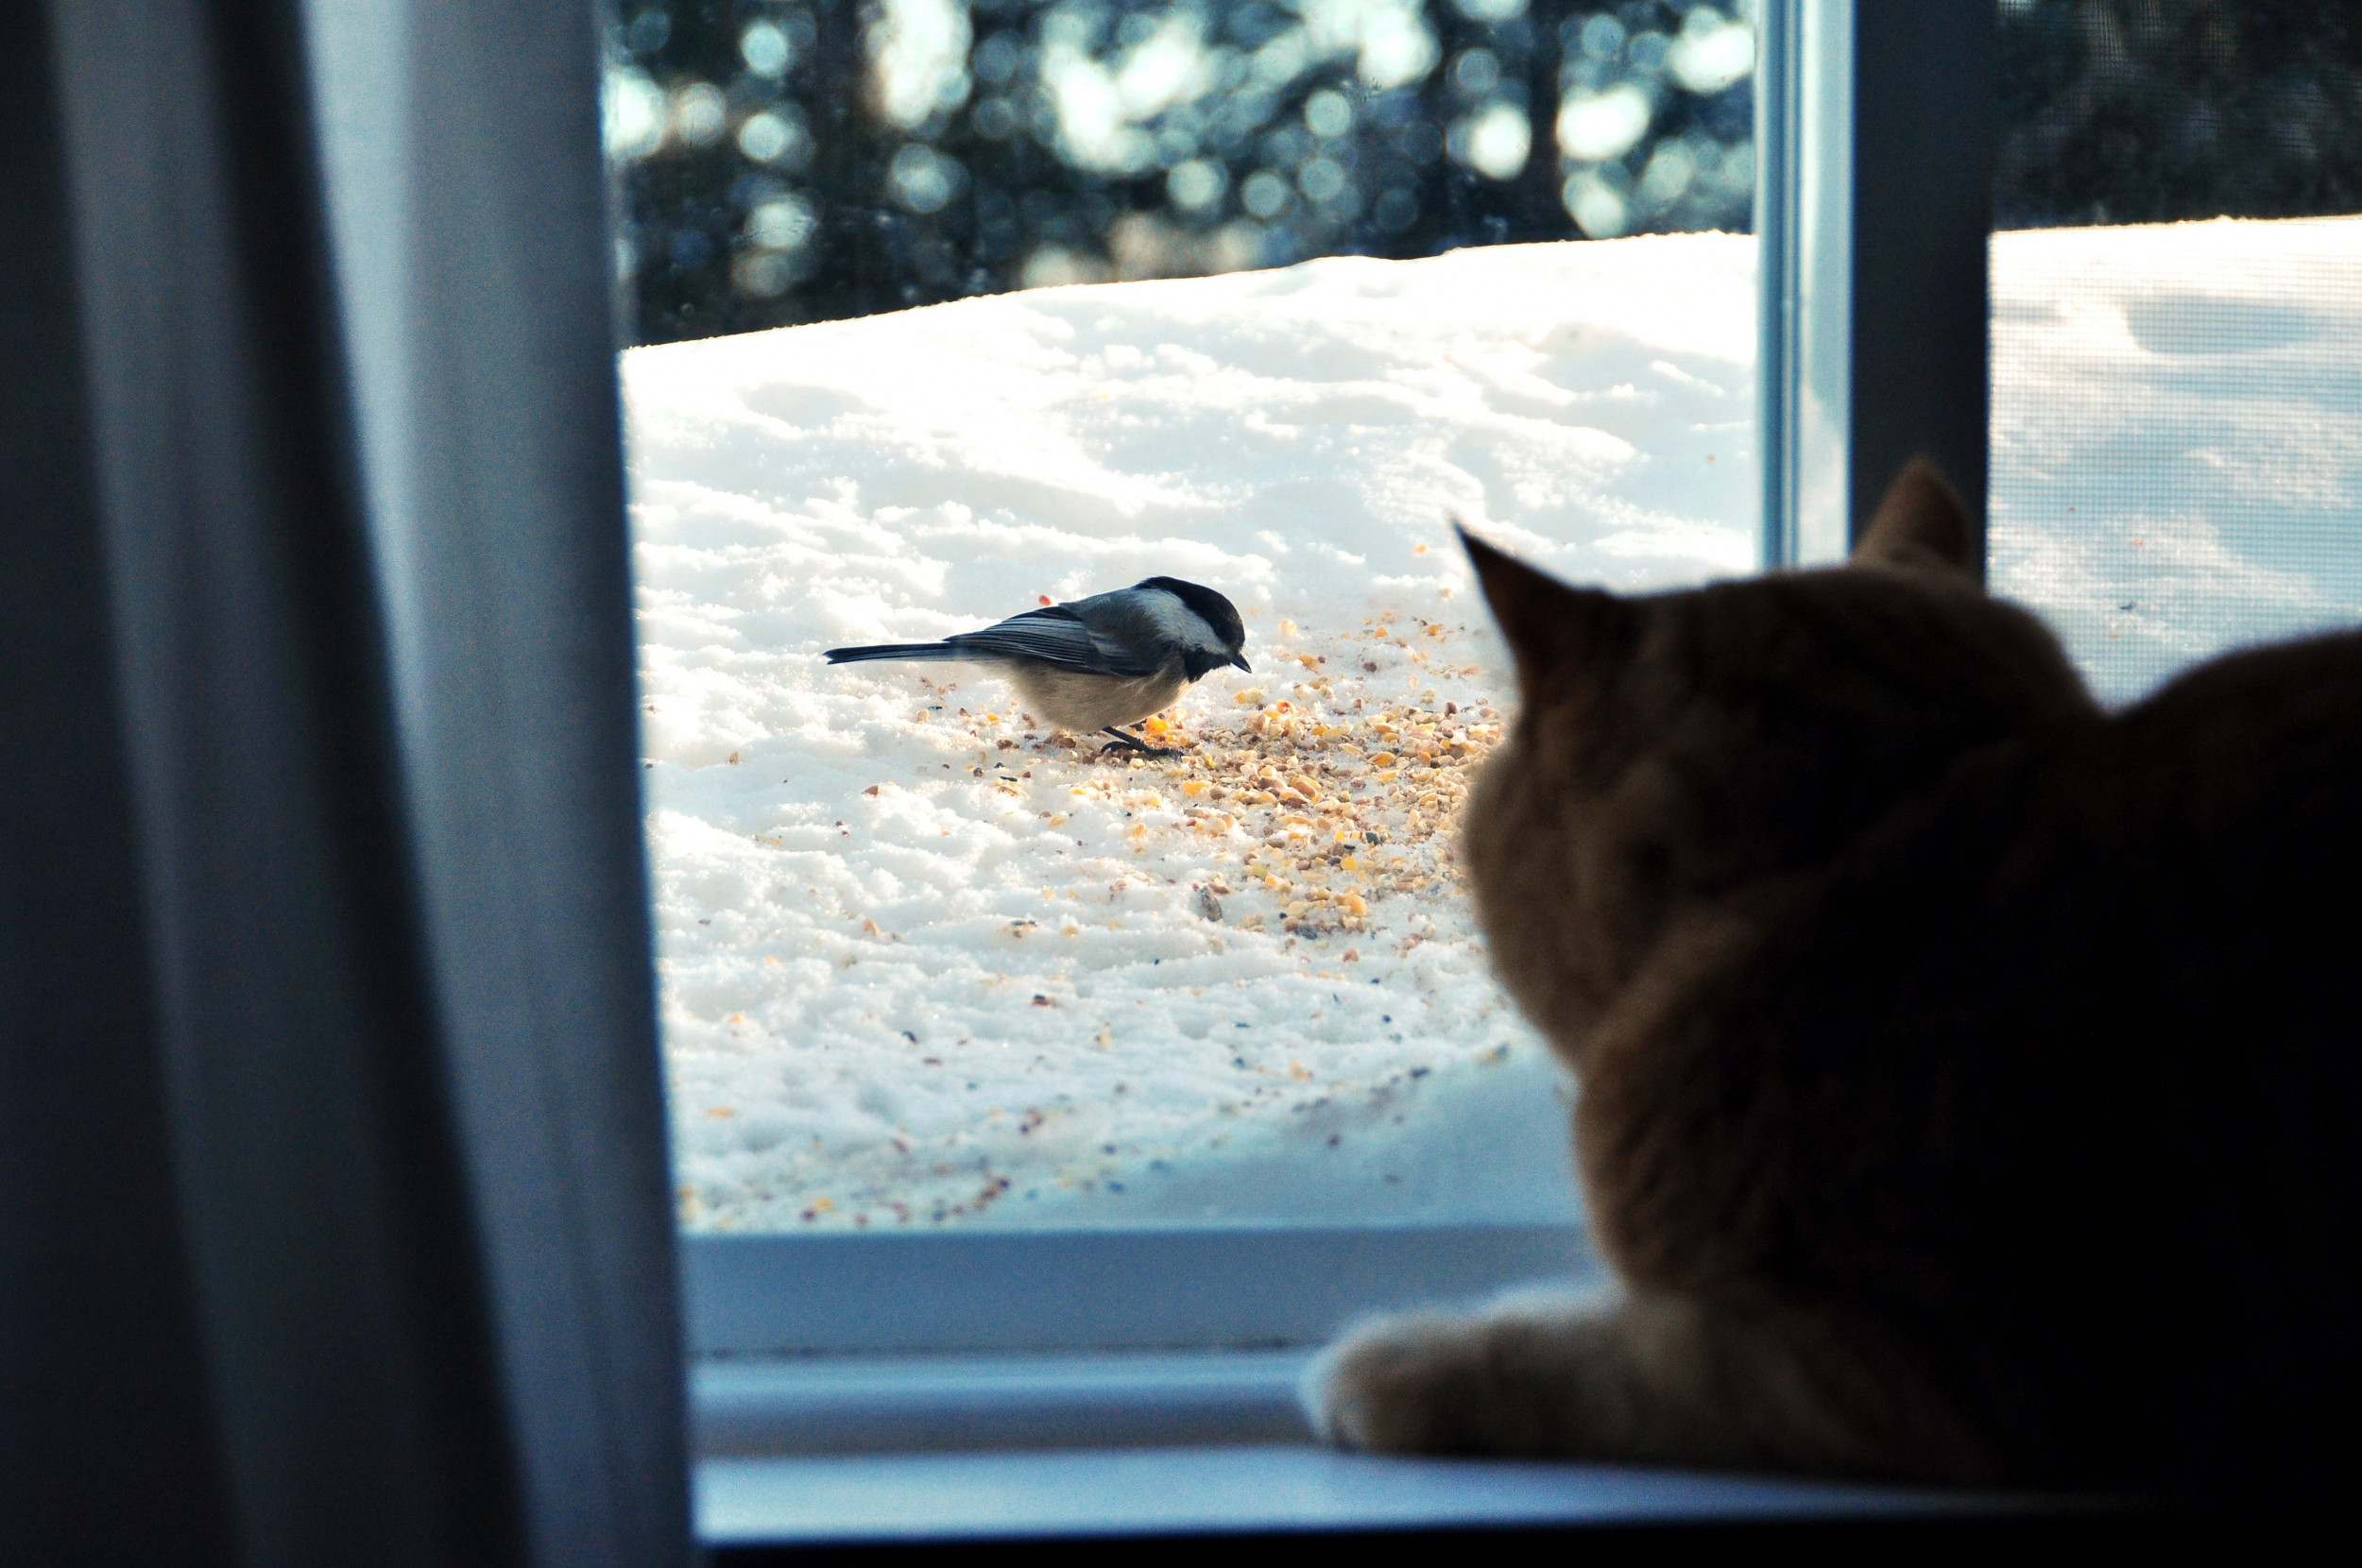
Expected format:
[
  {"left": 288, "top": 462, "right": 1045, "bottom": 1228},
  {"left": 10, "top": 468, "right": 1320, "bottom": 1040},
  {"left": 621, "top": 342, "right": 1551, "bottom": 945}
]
[{"left": 1309, "top": 463, "right": 2360, "bottom": 1495}]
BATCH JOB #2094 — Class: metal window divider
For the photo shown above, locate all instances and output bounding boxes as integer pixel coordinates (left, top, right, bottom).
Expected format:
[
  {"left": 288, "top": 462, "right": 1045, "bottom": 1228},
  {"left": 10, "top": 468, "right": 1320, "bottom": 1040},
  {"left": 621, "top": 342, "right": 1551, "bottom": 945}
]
[{"left": 1757, "top": 0, "right": 1996, "bottom": 578}]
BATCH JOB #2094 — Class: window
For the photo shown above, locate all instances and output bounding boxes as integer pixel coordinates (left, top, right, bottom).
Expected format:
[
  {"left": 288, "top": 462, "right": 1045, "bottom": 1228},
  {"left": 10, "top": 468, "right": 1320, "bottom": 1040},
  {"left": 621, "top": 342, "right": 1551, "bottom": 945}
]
[
  {"left": 614, "top": 1, "right": 1764, "bottom": 1274},
  {"left": 13, "top": 0, "right": 2186, "bottom": 1548},
  {"left": 610, "top": 0, "right": 2362, "bottom": 1508}
]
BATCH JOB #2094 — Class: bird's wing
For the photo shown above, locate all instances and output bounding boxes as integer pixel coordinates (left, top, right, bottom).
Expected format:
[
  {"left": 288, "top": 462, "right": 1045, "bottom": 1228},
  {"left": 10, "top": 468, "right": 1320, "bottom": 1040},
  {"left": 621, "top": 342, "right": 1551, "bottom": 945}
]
[{"left": 943, "top": 605, "right": 1163, "bottom": 677}]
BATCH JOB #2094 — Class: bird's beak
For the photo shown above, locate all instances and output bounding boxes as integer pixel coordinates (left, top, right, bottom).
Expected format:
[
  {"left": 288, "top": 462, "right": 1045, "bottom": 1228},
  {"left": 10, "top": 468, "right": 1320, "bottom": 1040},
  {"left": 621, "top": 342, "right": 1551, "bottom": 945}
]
[{"left": 1231, "top": 654, "right": 1252, "bottom": 673}]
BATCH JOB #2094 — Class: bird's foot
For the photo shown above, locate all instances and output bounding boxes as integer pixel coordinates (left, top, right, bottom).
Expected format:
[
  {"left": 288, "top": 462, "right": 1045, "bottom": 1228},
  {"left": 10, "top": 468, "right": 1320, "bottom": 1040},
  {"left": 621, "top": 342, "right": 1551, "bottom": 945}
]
[{"left": 1099, "top": 727, "right": 1180, "bottom": 758}]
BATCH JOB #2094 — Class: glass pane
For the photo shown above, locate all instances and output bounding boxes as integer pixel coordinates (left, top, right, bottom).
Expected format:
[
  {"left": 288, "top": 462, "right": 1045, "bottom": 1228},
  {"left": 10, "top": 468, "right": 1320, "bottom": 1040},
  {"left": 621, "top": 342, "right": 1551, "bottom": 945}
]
[
  {"left": 1992, "top": 0, "right": 2362, "bottom": 707},
  {"left": 612, "top": 1, "right": 1762, "bottom": 1232}
]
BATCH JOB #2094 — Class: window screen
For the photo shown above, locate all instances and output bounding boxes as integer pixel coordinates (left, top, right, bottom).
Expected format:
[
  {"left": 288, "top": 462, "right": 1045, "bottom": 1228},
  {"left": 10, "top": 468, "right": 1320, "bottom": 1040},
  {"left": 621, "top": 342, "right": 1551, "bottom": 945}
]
[{"left": 1989, "top": 0, "right": 2362, "bottom": 707}]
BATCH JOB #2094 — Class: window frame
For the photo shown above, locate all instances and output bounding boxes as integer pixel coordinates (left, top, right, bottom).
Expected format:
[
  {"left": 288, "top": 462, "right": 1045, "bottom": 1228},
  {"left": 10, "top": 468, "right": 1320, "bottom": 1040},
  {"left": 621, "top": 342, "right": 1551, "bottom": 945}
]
[
  {"left": 1759, "top": 0, "right": 1995, "bottom": 573},
  {"left": 654, "top": 0, "right": 2002, "bottom": 1469},
  {"left": 683, "top": 1223, "right": 1599, "bottom": 1358}
]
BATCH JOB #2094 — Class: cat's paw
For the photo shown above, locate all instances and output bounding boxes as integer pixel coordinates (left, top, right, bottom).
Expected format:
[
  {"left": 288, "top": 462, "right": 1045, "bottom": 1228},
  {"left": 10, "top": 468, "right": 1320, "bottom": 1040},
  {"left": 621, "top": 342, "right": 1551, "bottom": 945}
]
[{"left": 1300, "top": 1309, "right": 1498, "bottom": 1454}]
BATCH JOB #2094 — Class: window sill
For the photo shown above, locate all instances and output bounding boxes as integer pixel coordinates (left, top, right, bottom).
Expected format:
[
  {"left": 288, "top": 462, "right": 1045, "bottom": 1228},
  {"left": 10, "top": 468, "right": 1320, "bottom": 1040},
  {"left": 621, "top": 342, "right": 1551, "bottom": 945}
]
[
  {"left": 689, "top": 1349, "right": 1972, "bottom": 1546},
  {"left": 693, "top": 1443, "right": 1954, "bottom": 1546},
  {"left": 693, "top": 1349, "right": 1317, "bottom": 1455}
]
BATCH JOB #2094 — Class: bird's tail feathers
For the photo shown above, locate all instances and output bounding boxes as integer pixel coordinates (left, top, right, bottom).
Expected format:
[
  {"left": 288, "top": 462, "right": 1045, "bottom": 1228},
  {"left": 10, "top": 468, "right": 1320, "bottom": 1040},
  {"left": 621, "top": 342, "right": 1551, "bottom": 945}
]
[{"left": 823, "top": 641, "right": 971, "bottom": 664}]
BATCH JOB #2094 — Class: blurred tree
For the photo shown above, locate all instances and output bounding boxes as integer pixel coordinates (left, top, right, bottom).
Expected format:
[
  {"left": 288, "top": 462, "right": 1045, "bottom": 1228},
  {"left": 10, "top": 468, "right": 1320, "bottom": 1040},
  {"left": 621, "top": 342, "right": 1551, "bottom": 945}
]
[
  {"left": 609, "top": 1, "right": 1757, "bottom": 341},
  {"left": 606, "top": 2, "right": 2362, "bottom": 345},
  {"left": 1995, "top": 0, "right": 2362, "bottom": 229}
]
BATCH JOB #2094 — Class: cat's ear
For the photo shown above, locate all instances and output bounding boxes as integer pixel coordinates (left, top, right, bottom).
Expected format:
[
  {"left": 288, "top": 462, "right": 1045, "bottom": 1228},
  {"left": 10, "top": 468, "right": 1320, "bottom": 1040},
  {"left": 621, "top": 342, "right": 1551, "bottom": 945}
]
[
  {"left": 1852, "top": 459, "right": 1977, "bottom": 579},
  {"left": 1459, "top": 525, "right": 1634, "bottom": 691}
]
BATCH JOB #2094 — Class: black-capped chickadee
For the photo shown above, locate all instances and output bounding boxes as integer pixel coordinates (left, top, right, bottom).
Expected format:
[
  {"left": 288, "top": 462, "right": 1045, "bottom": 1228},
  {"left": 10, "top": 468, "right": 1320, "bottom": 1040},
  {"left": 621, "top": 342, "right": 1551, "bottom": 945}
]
[{"left": 826, "top": 577, "right": 1252, "bottom": 755}]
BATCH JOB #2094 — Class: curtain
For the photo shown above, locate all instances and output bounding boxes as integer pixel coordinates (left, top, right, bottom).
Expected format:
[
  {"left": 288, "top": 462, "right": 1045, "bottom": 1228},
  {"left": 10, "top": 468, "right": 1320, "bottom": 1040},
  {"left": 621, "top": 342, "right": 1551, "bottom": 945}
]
[{"left": 1, "top": 2, "right": 690, "bottom": 1561}]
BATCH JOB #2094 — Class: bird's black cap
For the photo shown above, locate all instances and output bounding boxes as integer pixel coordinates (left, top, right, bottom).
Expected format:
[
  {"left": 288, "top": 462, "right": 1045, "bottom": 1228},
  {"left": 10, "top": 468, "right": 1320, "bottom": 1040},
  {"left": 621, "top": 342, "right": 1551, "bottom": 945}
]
[{"left": 1137, "top": 576, "right": 1246, "bottom": 656}]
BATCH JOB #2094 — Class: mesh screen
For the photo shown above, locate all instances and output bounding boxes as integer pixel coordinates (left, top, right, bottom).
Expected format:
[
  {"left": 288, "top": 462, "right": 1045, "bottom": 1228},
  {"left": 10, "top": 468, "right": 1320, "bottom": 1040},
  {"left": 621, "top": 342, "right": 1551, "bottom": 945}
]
[
  {"left": 1991, "top": 220, "right": 2362, "bottom": 706},
  {"left": 1988, "top": 1, "right": 2362, "bottom": 707}
]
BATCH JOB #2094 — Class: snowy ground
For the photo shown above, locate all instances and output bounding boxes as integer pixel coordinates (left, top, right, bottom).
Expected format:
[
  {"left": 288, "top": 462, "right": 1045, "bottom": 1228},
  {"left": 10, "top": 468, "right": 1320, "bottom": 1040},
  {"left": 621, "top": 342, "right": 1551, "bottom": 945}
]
[
  {"left": 625, "top": 235, "right": 1756, "bottom": 1231},
  {"left": 1989, "top": 217, "right": 2362, "bottom": 706},
  {"left": 626, "top": 216, "right": 2362, "bottom": 1234}
]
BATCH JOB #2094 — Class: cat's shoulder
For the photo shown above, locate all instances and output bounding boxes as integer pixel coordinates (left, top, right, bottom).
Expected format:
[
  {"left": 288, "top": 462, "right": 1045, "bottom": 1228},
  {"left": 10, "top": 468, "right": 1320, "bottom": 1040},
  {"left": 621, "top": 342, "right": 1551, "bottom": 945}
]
[
  {"left": 2108, "top": 624, "right": 2362, "bottom": 769},
  {"left": 2131, "top": 623, "right": 2362, "bottom": 712}
]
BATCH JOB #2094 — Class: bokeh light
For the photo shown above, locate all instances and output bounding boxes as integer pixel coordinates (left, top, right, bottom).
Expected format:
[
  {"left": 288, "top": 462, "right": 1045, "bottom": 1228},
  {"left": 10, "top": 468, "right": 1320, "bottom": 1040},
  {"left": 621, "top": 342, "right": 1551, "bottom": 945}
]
[
  {"left": 741, "top": 21, "right": 796, "bottom": 77},
  {"left": 669, "top": 80, "right": 727, "bottom": 147}
]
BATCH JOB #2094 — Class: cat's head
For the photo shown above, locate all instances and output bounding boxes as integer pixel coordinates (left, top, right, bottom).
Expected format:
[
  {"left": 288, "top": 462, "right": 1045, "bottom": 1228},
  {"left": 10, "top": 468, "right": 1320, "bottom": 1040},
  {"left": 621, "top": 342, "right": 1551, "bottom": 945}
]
[{"left": 1460, "top": 461, "right": 2096, "bottom": 1058}]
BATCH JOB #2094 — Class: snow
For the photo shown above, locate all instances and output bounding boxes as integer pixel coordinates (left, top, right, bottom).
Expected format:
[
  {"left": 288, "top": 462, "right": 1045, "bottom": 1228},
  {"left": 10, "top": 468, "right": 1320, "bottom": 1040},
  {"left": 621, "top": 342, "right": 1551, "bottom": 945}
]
[
  {"left": 1991, "top": 217, "right": 2362, "bottom": 705},
  {"left": 626, "top": 216, "right": 2362, "bottom": 1234},
  {"left": 625, "top": 235, "right": 1756, "bottom": 1231}
]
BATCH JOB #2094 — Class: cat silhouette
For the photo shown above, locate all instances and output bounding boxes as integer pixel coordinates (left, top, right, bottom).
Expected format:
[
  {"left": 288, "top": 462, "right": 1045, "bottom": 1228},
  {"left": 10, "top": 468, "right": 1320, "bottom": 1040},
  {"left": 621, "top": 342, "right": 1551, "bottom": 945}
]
[{"left": 1309, "top": 463, "right": 2360, "bottom": 1497}]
